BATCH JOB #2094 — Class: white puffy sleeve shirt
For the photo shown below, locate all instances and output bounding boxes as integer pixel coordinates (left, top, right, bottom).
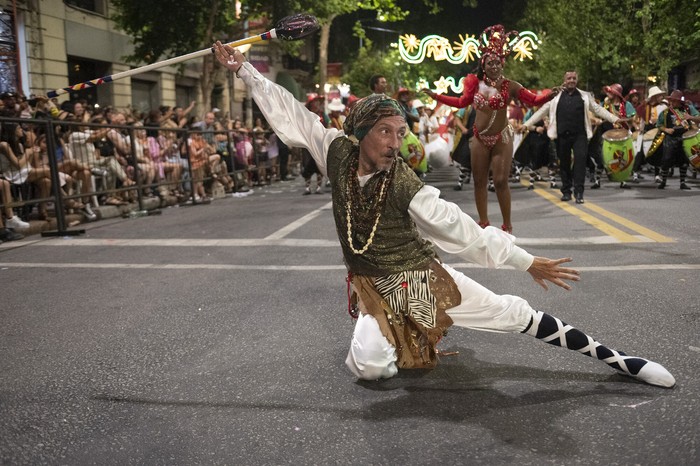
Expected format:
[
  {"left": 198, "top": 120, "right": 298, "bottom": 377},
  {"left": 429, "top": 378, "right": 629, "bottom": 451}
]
[{"left": 237, "top": 62, "right": 534, "bottom": 272}]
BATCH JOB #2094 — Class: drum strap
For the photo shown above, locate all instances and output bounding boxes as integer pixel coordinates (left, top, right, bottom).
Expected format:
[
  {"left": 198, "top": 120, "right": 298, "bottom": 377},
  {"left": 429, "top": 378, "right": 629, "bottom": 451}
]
[{"left": 669, "top": 107, "right": 689, "bottom": 129}]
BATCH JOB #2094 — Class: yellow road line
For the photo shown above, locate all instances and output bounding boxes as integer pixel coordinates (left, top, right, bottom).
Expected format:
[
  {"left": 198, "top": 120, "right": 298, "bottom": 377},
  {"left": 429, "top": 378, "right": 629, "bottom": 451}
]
[
  {"left": 523, "top": 180, "right": 674, "bottom": 243},
  {"left": 582, "top": 202, "right": 674, "bottom": 243},
  {"left": 529, "top": 186, "right": 641, "bottom": 242}
]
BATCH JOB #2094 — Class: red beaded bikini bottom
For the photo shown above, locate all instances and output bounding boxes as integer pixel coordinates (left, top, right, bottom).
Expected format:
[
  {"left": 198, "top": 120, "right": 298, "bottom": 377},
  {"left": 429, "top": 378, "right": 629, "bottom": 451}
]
[{"left": 473, "top": 125, "right": 513, "bottom": 149}]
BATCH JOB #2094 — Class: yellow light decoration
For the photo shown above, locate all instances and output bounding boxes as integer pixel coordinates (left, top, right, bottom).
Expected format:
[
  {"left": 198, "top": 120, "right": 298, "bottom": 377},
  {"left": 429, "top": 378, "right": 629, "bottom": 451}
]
[
  {"left": 399, "top": 30, "right": 540, "bottom": 65},
  {"left": 415, "top": 79, "right": 431, "bottom": 93},
  {"left": 401, "top": 34, "right": 421, "bottom": 55},
  {"left": 510, "top": 31, "right": 540, "bottom": 62},
  {"left": 433, "top": 76, "right": 452, "bottom": 95},
  {"left": 399, "top": 34, "right": 481, "bottom": 65},
  {"left": 400, "top": 30, "right": 541, "bottom": 93},
  {"left": 452, "top": 34, "right": 480, "bottom": 64},
  {"left": 434, "top": 77, "right": 465, "bottom": 95}
]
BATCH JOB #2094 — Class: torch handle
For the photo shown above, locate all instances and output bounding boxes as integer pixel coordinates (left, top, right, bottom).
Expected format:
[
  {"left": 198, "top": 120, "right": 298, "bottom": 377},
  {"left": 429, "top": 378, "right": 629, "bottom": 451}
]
[{"left": 47, "top": 31, "right": 276, "bottom": 98}]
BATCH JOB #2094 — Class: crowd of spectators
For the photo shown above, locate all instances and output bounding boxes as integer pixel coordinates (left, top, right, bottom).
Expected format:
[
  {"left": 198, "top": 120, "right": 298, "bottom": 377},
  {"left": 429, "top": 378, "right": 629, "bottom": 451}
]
[{"left": 0, "top": 91, "right": 302, "bottom": 242}]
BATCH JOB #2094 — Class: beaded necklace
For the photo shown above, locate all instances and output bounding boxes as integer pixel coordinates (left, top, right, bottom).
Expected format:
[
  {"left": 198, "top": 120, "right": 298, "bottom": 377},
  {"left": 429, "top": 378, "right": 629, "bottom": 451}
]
[
  {"left": 345, "top": 154, "right": 396, "bottom": 255},
  {"left": 483, "top": 74, "right": 502, "bottom": 88}
]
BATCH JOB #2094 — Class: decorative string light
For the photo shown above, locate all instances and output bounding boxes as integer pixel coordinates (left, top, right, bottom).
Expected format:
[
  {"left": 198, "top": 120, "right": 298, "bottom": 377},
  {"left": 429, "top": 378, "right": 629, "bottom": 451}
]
[{"left": 399, "top": 29, "right": 542, "bottom": 95}]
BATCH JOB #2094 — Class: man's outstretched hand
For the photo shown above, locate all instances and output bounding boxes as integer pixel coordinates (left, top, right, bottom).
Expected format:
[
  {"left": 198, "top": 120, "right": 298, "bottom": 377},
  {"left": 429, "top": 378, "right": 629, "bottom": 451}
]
[
  {"left": 527, "top": 257, "right": 580, "bottom": 291},
  {"left": 213, "top": 41, "right": 246, "bottom": 74}
]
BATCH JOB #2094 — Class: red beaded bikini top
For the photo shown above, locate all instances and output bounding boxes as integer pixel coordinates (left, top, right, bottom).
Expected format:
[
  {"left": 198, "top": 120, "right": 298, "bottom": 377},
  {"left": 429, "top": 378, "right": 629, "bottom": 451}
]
[{"left": 473, "top": 79, "right": 510, "bottom": 111}]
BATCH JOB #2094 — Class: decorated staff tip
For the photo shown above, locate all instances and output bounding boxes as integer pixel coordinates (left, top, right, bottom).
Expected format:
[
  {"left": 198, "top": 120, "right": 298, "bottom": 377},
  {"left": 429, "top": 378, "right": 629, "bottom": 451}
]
[{"left": 273, "top": 13, "right": 320, "bottom": 40}]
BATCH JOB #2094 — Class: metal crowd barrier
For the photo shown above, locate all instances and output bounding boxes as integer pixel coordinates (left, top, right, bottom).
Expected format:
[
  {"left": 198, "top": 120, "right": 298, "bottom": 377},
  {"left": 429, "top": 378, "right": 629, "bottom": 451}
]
[{"left": 0, "top": 115, "right": 277, "bottom": 237}]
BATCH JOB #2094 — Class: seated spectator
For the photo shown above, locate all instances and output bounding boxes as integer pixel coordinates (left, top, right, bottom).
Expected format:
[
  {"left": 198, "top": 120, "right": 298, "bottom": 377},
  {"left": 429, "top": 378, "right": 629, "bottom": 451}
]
[
  {"left": 267, "top": 130, "right": 281, "bottom": 182},
  {"left": 29, "top": 95, "right": 61, "bottom": 120},
  {"left": 211, "top": 121, "right": 235, "bottom": 193},
  {"left": 251, "top": 126, "right": 269, "bottom": 185},
  {"left": 159, "top": 123, "right": 190, "bottom": 198},
  {"left": 171, "top": 101, "right": 196, "bottom": 128},
  {"left": 187, "top": 131, "right": 210, "bottom": 202},
  {"left": 68, "top": 116, "right": 134, "bottom": 206},
  {"left": 192, "top": 112, "right": 229, "bottom": 192},
  {"left": 18, "top": 95, "right": 33, "bottom": 119},
  {"left": 32, "top": 133, "right": 96, "bottom": 220},
  {"left": 231, "top": 127, "right": 252, "bottom": 192},
  {"left": 0, "top": 123, "right": 52, "bottom": 219},
  {"left": 145, "top": 128, "right": 184, "bottom": 198},
  {"left": 131, "top": 122, "right": 158, "bottom": 197},
  {"left": 0, "top": 92, "right": 19, "bottom": 118},
  {"left": 0, "top": 177, "right": 29, "bottom": 236}
]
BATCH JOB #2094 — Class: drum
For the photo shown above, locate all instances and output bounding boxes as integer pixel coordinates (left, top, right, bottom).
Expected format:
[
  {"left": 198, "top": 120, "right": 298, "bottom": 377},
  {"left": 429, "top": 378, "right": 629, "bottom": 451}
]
[
  {"left": 642, "top": 128, "right": 658, "bottom": 141},
  {"left": 682, "top": 128, "right": 700, "bottom": 169},
  {"left": 632, "top": 130, "right": 642, "bottom": 156},
  {"left": 400, "top": 129, "right": 428, "bottom": 173},
  {"left": 602, "top": 129, "right": 634, "bottom": 181}
]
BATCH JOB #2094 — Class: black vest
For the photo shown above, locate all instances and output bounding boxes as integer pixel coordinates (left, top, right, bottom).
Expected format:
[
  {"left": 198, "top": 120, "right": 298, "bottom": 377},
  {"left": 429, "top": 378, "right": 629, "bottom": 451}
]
[{"left": 326, "top": 137, "right": 436, "bottom": 276}]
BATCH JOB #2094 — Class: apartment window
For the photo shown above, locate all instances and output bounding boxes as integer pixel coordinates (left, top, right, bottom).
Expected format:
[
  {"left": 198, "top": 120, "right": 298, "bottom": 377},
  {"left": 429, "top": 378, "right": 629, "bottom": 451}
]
[
  {"left": 67, "top": 56, "right": 111, "bottom": 105},
  {"left": 0, "top": 8, "right": 18, "bottom": 94},
  {"left": 64, "top": 0, "right": 106, "bottom": 15}
]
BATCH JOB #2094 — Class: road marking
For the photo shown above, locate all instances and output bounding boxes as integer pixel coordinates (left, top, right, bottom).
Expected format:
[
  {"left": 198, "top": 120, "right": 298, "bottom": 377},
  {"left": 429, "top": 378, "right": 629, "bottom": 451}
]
[
  {"left": 264, "top": 201, "right": 332, "bottom": 240},
  {"left": 609, "top": 400, "right": 654, "bottom": 409},
  {"left": 2, "top": 262, "right": 699, "bottom": 272},
  {"left": 1, "top": 238, "right": 341, "bottom": 248},
  {"left": 0, "top": 233, "right": 667, "bottom": 250},
  {"left": 526, "top": 181, "right": 673, "bottom": 243},
  {"left": 0, "top": 235, "right": 658, "bottom": 249},
  {"left": 581, "top": 202, "right": 674, "bottom": 243}
]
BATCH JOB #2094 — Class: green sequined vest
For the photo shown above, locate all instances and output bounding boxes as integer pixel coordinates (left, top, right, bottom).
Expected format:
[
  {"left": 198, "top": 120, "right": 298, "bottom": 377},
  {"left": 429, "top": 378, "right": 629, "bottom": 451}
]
[{"left": 327, "top": 137, "right": 436, "bottom": 276}]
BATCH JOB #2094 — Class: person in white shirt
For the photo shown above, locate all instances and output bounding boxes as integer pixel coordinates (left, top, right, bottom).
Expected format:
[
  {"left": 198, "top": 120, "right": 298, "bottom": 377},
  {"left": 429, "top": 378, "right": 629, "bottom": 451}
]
[{"left": 212, "top": 42, "right": 675, "bottom": 388}]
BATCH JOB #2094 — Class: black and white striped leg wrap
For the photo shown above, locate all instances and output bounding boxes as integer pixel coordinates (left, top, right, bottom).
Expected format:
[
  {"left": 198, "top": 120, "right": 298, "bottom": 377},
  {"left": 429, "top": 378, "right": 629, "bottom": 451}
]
[{"left": 523, "top": 311, "right": 648, "bottom": 376}]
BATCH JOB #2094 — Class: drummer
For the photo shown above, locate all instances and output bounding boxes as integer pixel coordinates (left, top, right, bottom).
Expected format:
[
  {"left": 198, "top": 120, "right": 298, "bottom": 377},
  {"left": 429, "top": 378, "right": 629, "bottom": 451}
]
[
  {"left": 656, "top": 89, "right": 700, "bottom": 190},
  {"left": 638, "top": 86, "right": 667, "bottom": 126},
  {"left": 523, "top": 70, "right": 622, "bottom": 204},
  {"left": 633, "top": 86, "right": 667, "bottom": 182},
  {"left": 592, "top": 83, "right": 637, "bottom": 189}
]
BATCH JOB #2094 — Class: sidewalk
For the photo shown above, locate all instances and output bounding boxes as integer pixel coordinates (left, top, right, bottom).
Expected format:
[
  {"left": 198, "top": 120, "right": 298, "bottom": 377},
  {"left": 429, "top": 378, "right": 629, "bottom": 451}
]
[{"left": 11, "top": 194, "right": 166, "bottom": 238}]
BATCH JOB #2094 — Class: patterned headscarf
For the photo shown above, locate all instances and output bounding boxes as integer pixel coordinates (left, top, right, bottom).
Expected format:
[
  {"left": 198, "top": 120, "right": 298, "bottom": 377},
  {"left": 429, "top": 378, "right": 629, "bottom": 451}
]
[{"left": 343, "top": 93, "right": 404, "bottom": 141}]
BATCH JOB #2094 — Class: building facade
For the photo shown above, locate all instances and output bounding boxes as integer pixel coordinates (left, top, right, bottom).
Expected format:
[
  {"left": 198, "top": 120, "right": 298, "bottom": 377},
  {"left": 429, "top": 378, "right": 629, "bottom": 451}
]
[{"left": 1, "top": 0, "right": 314, "bottom": 121}]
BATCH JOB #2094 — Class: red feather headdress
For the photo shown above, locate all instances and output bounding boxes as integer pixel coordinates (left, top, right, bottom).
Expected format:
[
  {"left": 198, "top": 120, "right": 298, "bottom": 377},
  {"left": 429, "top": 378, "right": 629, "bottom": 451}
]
[{"left": 478, "top": 24, "right": 520, "bottom": 65}]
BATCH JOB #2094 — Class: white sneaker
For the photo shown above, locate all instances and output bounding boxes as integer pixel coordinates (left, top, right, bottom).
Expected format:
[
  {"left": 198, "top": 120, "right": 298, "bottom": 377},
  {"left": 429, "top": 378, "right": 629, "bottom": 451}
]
[
  {"left": 82, "top": 205, "right": 97, "bottom": 221},
  {"left": 5, "top": 216, "right": 29, "bottom": 229},
  {"left": 621, "top": 359, "right": 676, "bottom": 388}
]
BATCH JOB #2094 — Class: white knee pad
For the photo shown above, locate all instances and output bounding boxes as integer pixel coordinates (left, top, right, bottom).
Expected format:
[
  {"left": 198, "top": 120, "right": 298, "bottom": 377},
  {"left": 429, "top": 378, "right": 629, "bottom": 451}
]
[{"left": 345, "top": 312, "right": 398, "bottom": 380}]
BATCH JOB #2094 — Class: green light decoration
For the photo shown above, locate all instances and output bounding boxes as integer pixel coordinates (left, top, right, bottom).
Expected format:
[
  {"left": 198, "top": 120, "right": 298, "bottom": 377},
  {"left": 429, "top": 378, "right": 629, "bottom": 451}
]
[{"left": 400, "top": 30, "right": 542, "bottom": 95}]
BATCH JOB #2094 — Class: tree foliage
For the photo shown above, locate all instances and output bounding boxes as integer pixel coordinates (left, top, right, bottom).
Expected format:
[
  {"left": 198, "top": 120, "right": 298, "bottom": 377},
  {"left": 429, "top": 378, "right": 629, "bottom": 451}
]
[
  {"left": 111, "top": 0, "right": 239, "bottom": 63},
  {"left": 513, "top": 0, "right": 700, "bottom": 92},
  {"left": 110, "top": 0, "right": 242, "bottom": 113},
  {"left": 266, "top": 0, "right": 411, "bottom": 90}
]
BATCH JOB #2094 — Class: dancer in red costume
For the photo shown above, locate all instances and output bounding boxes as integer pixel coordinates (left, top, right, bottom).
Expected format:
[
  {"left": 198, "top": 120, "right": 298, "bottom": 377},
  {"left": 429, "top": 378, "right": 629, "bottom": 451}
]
[{"left": 423, "top": 25, "right": 558, "bottom": 234}]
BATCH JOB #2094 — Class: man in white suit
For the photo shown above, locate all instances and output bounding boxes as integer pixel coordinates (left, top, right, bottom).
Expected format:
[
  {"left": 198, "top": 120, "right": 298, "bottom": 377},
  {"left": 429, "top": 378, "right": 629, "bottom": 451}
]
[{"left": 523, "top": 70, "right": 622, "bottom": 204}]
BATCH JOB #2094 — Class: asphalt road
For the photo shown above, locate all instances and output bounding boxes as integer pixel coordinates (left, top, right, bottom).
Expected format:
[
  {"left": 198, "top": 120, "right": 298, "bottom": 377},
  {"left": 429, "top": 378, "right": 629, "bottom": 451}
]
[{"left": 1, "top": 166, "right": 699, "bottom": 465}]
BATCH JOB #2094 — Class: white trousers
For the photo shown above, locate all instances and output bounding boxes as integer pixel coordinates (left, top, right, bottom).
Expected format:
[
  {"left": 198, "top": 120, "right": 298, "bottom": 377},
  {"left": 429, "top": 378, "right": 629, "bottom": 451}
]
[{"left": 345, "top": 263, "right": 536, "bottom": 380}]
